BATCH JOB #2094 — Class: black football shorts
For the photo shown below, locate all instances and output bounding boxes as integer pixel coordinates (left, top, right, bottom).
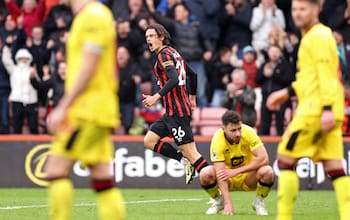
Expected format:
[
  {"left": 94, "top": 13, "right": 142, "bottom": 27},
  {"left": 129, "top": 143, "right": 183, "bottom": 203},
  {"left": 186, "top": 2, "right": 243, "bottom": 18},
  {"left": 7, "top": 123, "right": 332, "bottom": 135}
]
[{"left": 150, "top": 114, "right": 194, "bottom": 145}]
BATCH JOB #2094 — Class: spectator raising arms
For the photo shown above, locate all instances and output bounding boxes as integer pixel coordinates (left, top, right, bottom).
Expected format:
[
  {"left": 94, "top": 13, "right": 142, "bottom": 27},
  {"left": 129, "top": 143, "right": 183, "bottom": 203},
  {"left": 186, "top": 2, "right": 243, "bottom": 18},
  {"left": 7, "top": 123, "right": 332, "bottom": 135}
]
[
  {"left": 13, "top": 20, "right": 52, "bottom": 108},
  {"left": 250, "top": 0, "right": 285, "bottom": 52},
  {"left": 2, "top": 42, "right": 38, "bottom": 134},
  {"left": 4, "top": 0, "right": 46, "bottom": 37}
]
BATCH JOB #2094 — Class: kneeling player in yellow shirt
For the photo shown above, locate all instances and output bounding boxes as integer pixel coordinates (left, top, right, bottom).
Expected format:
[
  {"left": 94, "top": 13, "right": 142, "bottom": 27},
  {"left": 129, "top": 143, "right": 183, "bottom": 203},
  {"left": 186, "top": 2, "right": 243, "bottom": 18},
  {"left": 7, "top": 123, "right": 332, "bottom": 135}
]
[{"left": 207, "top": 110, "right": 274, "bottom": 216}]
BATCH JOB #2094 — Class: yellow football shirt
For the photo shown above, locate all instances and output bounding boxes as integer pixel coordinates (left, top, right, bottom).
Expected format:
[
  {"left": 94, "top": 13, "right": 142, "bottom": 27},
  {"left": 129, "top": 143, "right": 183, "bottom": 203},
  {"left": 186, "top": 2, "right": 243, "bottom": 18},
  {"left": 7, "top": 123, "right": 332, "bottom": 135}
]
[
  {"left": 210, "top": 124, "right": 263, "bottom": 169},
  {"left": 292, "top": 23, "right": 344, "bottom": 120},
  {"left": 66, "top": 2, "right": 119, "bottom": 127}
]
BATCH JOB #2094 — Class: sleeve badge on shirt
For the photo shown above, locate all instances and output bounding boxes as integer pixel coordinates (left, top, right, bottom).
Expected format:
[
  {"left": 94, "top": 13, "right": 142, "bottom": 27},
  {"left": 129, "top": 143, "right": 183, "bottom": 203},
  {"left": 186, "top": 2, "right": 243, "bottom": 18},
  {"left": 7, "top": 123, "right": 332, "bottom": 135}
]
[
  {"left": 211, "top": 149, "right": 217, "bottom": 160},
  {"left": 161, "top": 60, "right": 174, "bottom": 68}
]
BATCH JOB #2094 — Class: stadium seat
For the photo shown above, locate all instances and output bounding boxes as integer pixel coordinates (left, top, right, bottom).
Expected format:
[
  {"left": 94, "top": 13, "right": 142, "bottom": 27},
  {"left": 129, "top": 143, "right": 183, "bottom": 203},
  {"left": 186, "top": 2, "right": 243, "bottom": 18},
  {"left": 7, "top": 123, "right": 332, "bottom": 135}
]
[
  {"left": 191, "top": 107, "right": 201, "bottom": 134},
  {"left": 198, "top": 107, "right": 227, "bottom": 136},
  {"left": 200, "top": 125, "right": 221, "bottom": 137},
  {"left": 199, "top": 107, "right": 227, "bottom": 125}
]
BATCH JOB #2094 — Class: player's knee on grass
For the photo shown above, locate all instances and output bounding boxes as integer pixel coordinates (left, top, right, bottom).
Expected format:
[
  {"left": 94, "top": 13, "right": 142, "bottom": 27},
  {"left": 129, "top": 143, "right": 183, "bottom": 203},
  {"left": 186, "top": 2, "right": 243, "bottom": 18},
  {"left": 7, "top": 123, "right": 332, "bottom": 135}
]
[{"left": 199, "top": 165, "right": 216, "bottom": 186}]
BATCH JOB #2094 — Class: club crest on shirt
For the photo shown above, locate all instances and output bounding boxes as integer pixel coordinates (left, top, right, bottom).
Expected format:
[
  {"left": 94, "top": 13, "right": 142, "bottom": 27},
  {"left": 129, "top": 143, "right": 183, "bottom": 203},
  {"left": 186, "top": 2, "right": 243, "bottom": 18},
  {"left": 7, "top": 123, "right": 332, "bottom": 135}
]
[{"left": 241, "top": 144, "right": 249, "bottom": 152}]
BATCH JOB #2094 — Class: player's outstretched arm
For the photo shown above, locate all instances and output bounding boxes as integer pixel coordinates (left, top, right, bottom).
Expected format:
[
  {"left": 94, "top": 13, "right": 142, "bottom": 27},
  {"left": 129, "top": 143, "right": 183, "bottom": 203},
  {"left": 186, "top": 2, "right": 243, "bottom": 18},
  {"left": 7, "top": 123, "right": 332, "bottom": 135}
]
[
  {"left": 47, "top": 48, "right": 101, "bottom": 134},
  {"left": 266, "top": 87, "right": 290, "bottom": 111}
]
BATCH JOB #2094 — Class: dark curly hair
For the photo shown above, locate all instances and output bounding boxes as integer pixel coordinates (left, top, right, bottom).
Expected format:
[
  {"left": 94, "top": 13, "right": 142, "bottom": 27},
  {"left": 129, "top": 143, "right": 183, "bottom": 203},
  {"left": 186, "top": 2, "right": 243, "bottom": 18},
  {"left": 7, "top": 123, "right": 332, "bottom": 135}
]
[
  {"left": 221, "top": 110, "right": 241, "bottom": 126},
  {"left": 145, "top": 23, "right": 171, "bottom": 46}
]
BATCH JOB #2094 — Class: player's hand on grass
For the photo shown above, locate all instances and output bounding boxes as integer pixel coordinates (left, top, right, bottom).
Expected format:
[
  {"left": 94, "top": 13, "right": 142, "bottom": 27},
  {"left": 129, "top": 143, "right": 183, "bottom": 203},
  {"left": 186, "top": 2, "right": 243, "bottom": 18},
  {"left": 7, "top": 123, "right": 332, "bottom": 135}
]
[{"left": 223, "top": 203, "right": 233, "bottom": 215}]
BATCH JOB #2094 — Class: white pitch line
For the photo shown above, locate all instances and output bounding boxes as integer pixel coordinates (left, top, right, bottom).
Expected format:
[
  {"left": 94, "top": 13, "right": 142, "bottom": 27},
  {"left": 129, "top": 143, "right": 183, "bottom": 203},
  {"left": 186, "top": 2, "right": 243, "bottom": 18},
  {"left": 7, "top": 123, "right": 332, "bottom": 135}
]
[
  {"left": 125, "top": 198, "right": 203, "bottom": 204},
  {"left": 0, "top": 198, "right": 204, "bottom": 210},
  {"left": 0, "top": 204, "right": 48, "bottom": 210}
]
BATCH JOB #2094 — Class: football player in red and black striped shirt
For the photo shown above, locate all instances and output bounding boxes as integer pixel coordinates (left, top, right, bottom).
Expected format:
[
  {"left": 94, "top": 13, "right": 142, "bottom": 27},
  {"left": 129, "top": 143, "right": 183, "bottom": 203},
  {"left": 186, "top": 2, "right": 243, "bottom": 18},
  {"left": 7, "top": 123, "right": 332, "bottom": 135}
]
[{"left": 142, "top": 23, "right": 219, "bottom": 201}]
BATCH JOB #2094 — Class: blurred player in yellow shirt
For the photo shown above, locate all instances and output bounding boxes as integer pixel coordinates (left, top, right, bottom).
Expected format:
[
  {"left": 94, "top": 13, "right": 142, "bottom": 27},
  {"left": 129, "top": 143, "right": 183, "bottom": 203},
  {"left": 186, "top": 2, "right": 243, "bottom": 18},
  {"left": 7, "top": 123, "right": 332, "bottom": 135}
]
[
  {"left": 45, "top": 1, "right": 125, "bottom": 219},
  {"left": 267, "top": 1, "right": 350, "bottom": 220}
]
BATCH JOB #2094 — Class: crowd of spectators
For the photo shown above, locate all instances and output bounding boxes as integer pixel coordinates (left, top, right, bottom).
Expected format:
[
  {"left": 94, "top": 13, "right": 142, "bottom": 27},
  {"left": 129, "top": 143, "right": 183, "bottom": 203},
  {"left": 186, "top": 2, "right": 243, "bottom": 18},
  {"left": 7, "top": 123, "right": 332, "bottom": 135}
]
[{"left": 0, "top": 0, "right": 349, "bottom": 136}]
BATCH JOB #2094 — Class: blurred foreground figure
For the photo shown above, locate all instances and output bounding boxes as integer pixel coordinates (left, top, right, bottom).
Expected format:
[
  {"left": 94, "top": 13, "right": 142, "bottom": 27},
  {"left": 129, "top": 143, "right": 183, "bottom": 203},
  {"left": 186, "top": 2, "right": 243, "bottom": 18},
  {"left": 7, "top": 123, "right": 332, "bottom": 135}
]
[
  {"left": 267, "top": 1, "right": 350, "bottom": 220},
  {"left": 45, "top": 1, "right": 125, "bottom": 219}
]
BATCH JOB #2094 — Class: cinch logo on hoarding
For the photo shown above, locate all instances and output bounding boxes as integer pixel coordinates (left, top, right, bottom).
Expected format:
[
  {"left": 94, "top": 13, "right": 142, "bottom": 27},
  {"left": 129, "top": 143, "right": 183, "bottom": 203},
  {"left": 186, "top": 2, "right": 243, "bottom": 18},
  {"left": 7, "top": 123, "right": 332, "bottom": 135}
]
[
  {"left": 25, "top": 144, "right": 49, "bottom": 187},
  {"left": 24, "top": 145, "right": 185, "bottom": 186}
]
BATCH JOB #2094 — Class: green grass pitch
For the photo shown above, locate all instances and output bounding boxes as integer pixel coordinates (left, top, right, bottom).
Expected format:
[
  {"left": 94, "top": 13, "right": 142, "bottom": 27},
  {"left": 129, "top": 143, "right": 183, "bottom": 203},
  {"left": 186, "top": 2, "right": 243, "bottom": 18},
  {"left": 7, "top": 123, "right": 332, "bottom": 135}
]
[{"left": 0, "top": 188, "right": 338, "bottom": 220}]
